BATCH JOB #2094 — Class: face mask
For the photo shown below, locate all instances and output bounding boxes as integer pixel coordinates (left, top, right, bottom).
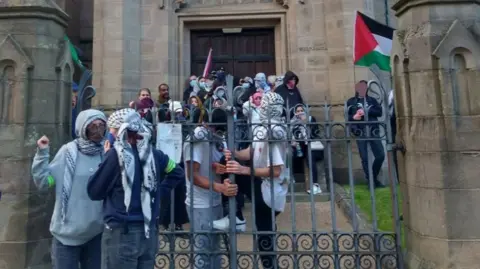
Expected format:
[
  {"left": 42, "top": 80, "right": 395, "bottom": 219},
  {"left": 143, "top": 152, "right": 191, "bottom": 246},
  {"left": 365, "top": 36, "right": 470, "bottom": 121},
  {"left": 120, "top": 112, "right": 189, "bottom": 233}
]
[
  {"left": 199, "top": 82, "right": 206, "bottom": 89},
  {"left": 242, "top": 83, "right": 250, "bottom": 89},
  {"left": 259, "top": 81, "right": 267, "bottom": 89},
  {"left": 287, "top": 80, "right": 296, "bottom": 89},
  {"left": 190, "top": 80, "right": 197, "bottom": 88}
]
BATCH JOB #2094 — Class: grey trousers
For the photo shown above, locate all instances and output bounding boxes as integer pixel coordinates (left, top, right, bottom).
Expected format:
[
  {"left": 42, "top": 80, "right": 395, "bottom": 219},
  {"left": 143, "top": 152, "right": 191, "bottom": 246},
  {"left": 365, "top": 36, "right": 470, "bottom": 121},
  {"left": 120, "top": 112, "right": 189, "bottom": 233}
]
[{"left": 186, "top": 204, "right": 224, "bottom": 269}]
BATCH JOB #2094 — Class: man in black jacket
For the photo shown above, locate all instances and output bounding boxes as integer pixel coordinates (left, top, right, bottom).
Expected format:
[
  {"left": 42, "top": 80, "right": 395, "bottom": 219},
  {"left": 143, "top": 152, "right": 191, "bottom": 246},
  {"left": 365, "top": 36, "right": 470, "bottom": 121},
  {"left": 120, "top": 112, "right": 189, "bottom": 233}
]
[
  {"left": 347, "top": 80, "right": 385, "bottom": 188},
  {"left": 275, "top": 70, "right": 304, "bottom": 117}
]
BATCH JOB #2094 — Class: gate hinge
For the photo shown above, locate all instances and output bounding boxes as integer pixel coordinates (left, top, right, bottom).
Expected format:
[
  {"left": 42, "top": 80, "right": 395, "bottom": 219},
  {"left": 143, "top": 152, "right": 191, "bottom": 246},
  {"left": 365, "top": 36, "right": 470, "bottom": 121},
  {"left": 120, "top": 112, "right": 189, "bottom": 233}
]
[{"left": 388, "top": 143, "right": 406, "bottom": 154}]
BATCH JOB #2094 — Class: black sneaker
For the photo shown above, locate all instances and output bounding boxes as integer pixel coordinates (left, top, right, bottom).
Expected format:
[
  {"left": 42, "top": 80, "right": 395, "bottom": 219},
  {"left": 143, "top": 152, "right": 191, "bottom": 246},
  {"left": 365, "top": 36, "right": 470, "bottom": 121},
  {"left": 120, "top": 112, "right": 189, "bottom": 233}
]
[{"left": 175, "top": 225, "right": 189, "bottom": 239}]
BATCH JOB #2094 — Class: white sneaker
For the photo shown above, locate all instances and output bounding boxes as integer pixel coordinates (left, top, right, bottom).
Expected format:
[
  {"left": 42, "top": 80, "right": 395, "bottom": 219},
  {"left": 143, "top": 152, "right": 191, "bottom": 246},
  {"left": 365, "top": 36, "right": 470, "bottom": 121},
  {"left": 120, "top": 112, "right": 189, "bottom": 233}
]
[
  {"left": 307, "top": 183, "right": 322, "bottom": 195},
  {"left": 213, "top": 216, "right": 246, "bottom": 232}
]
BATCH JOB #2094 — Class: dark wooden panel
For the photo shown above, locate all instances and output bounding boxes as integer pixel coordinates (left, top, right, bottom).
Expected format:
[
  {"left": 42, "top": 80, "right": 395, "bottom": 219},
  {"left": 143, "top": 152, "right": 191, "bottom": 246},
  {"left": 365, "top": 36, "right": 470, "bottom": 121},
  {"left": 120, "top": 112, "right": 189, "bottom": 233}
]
[{"left": 191, "top": 29, "right": 275, "bottom": 77}]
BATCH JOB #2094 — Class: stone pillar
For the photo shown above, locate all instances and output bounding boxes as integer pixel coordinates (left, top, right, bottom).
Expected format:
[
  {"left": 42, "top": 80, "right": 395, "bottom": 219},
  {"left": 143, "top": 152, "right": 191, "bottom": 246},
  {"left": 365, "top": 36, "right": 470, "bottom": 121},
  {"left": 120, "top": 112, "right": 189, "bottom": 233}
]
[
  {"left": 391, "top": 1, "right": 480, "bottom": 268},
  {"left": 0, "top": 1, "right": 72, "bottom": 268}
]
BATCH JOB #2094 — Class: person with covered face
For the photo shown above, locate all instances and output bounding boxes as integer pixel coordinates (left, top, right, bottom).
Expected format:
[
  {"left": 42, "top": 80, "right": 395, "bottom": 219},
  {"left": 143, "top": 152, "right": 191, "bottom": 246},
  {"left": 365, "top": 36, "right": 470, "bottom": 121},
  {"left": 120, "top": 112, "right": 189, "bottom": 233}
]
[
  {"left": 31, "top": 109, "right": 108, "bottom": 269},
  {"left": 183, "top": 74, "right": 197, "bottom": 104},
  {"left": 87, "top": 108, "right": 185, "bottom": 269},
  {"left": 254, "top": 72, "right": 271, "bottom": 93},
  {"left": 275, "top": 70, "right": 304, "bottom": 116},
  {"left": 218, "top": 92, "right": 289, "bottom": 269}
]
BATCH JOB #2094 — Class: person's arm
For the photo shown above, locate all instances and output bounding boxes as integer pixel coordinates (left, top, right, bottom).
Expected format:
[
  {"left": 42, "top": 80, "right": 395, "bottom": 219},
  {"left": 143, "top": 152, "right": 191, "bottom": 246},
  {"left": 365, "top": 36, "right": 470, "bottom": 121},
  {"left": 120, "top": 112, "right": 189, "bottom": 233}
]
[
  {"left": 367, "top": 97, "right": 383, "bottom": 117},
  {"left": 184, "top": 142, "right": 227, "bottom": 193},
  {"left": 87, "top": 149, "right": 119, "bottom": 201},
  {"left": 153, "top": 149, "right": 185, "bottom": 190},
  {"left": 31, "top": 145, "right": 67, "bottom": 191},
  {"left": 228, "top": 144, "right": 284, "bottom": 179},
  {"left": 234, "top": 146, "right": 251, "bottom": 161},
  {"left": 346, "top": 97, "right": 358, "bottom": 121}
]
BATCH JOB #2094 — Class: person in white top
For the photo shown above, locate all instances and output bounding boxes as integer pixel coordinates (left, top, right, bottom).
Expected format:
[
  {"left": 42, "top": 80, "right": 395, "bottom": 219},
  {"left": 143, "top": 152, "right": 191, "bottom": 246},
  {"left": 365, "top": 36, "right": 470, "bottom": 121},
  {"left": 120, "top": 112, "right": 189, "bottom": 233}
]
[
  {"left": 242, "top": 91, "right": 263, "bottom": 125},
  {"left": 183, "top": 108, "right": 238, "bottom": 269},
  {"left": 215, "top": 92, "right": 288, "bottom": 269}
]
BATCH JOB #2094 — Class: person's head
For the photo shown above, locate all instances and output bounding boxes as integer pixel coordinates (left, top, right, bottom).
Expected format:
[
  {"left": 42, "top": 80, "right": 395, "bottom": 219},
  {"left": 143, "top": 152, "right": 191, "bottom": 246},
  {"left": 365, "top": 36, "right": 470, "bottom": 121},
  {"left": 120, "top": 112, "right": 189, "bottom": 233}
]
[
  {"left": 355, "top": 80, "right": 368, "bottom": 97},
  {"left": 295, "top": 104, "right": 306, "bottom": 115},
  {"left": 252, "top": 92, "right": 263, "bottom": 107},
  {"left": 267, "top": 75, "right": 277, "bottom": 88},
  {"left": 283, "top": 71, "right": 299, "bottom": 89},
  {"left": 259, "top": 92, "right": 284, "bottom": 122},
  {"left": 138, "top": 88, "right": 151, "bottom": 100},
  {"left": 254, "top": 72, "right": 267, "bottom": 88},
  {"left": 207, "top": 108, "right": 228, "bottom": 132},
  {"left": 158, "top": 83, "right": 170, "bottom": 101},
  {"left": 189, "top": 75, "right": 197, "bottom": 88},
  {"left": 107, "top": 108, "right": 147, "bottom": 144},
  {"left": 134, "top": 97, "right": 154, "bottom": 118},
  {"left": 189, "top": 96, "right": 199, "bottom": 107},
  {"left": 76, "top": 109, "right": 107, "bottom": 143}
]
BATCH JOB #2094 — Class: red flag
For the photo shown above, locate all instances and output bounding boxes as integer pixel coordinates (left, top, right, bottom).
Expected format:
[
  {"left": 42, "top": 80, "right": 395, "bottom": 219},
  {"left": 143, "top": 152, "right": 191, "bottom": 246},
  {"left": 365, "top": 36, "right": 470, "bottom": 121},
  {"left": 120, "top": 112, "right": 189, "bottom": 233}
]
[{"left": 202, "top": 48, "right": 213, "bottom": 77}]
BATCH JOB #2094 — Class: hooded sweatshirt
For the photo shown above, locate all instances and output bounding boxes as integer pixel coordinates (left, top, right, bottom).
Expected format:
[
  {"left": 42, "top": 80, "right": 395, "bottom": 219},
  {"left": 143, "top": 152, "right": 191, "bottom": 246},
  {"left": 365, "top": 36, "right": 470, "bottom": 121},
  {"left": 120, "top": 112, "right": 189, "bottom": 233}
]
[
  {"left": 31, "top": 109, "right": 106, "bottom": 246},
  {"left": 274, "top": 71, "right": 304, "bottom": 116},
  {"left": 88, "top": 110, "right": 184, "bottom": 236}
]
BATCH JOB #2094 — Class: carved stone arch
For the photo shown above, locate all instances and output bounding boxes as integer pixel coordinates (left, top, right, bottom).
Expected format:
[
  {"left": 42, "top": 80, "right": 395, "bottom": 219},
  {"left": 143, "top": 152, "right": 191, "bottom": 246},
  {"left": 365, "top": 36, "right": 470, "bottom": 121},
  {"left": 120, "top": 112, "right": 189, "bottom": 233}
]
[
  {"left": 432, "top": 19, "right": 480, "bottom": 69},
  {"left": 0, "top": 35, "right": 33, "bottom": 124},
  {"left": 0, "top": 34, "right": 34, "bottom": 74}
]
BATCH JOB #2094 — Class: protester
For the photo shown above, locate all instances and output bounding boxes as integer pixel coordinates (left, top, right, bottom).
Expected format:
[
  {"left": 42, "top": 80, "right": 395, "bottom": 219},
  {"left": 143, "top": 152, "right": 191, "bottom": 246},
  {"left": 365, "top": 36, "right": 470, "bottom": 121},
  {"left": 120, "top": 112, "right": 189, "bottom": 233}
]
[
  {"left": 183, "top": 108, "right": 238, "bottom": 269},
  {"left": 31, "top": 109, "right": 107, "bottom": 269},
  {"left": 157, "top": 83, "right": 171, "bottom": 122},
  {"left": 347, "top": 80, "right": 385, "bottom": 188},
  {"left": 216, "top": 92, "right": 288, "bottom": 269},
  {"left": 242, "top": 91, "right": 262, "bottom": 125},
  {"left": 290, "top": 104, "right": 324, "bottom": 194},
  {"left": 267, "top": 75, "right": 277, "bottom": 91},
  {"left": 275, "top": 71, "right": 304, "bottom": 116},
  {"left": 254, "top": 72, "right": 271, "bottom": 93},
  {"left": 87, "top": 108, "right": 185, "bottom": 269},
  {"left": 183, "top": 75, "right": 197, "bottom": 104}
]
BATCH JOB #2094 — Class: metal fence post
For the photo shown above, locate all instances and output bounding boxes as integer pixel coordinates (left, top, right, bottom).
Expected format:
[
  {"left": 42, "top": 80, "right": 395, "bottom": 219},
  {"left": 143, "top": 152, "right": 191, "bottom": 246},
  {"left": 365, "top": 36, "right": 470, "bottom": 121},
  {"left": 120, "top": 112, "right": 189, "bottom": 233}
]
[{"left": 225, "top": 75, "right": 237, "bottom": 269}]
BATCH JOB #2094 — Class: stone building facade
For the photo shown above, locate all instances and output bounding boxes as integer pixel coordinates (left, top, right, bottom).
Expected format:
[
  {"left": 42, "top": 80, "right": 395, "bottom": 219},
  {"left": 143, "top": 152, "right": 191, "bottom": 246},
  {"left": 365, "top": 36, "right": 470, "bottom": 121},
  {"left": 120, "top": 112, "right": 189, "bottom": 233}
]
[{"left": 60, "top": 0, "right": 396, "bottom": 108}]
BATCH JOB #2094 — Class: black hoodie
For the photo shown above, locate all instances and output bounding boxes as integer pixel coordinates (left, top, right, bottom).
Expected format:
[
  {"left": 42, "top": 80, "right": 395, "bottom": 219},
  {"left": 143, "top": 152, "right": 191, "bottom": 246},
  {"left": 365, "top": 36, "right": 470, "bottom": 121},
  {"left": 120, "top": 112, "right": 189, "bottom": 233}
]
[{"left": 275, "top": 71, "right": 304, "bottom": 117}]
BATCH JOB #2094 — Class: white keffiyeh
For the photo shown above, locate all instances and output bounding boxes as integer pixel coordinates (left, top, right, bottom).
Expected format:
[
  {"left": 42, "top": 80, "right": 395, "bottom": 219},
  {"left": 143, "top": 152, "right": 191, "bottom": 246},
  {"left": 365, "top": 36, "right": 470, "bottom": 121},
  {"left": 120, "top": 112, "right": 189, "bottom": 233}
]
[{"left": 109, "top": 108, "right": 157, "bottom": 238}]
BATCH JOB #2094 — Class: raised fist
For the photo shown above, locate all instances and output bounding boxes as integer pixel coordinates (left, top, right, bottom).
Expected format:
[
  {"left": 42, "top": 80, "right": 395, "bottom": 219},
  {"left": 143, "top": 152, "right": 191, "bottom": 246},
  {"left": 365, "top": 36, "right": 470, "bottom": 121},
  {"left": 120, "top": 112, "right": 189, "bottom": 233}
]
[{"left": 37, "top": 135, "right": 49, "bottom": 149}]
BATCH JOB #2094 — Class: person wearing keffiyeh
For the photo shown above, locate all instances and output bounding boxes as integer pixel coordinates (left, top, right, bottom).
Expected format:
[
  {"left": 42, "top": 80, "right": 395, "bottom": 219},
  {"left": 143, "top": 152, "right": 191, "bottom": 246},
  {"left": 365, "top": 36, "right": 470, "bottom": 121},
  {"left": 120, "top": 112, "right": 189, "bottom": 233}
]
[
  {"left": 87, "top": 108, "right": 184, "bottom": 269},
  {"left": 31, "top": 109, "right": 107, "bottom": 269}
]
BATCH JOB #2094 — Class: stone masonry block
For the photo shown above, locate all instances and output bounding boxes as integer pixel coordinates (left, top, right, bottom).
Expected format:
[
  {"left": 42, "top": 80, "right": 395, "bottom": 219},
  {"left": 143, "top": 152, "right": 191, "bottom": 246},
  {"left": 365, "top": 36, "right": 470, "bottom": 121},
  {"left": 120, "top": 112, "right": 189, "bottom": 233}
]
[
  {"left": 402, "top": 183, "right": 448, "bottom": 239},
  {"left": 407, "top": 70, "right": 443, "bottom": 116},
  {"left": 402, "top": 150, "right": 480, "bottom": 190}
]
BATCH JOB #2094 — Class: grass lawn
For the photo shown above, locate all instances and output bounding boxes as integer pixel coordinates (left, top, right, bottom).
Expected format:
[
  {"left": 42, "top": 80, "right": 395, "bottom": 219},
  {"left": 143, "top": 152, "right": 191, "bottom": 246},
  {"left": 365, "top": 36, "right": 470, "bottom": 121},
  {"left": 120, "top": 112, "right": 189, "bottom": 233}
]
[{"left": 343, "top": 184, "right": 405, "bottom": 248}]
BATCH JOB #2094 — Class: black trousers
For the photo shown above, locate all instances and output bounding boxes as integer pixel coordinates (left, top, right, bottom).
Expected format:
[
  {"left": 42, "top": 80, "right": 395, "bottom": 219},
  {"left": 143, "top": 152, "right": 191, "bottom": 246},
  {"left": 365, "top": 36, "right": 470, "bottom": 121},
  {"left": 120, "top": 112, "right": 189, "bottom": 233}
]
[
  {"left": 159, "top": 164, "right": 189, "bottom": 229},
  {"left": 220, "top": 157, "right": 280, "bottom": 269}
]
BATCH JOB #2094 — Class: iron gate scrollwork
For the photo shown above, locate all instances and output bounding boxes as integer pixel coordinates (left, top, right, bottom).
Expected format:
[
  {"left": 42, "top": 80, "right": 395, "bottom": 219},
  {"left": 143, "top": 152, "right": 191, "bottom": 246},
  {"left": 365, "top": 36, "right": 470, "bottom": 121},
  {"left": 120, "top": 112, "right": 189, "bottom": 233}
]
[{"left": 155, "top": 75, "right": 403, "bottom": 269}]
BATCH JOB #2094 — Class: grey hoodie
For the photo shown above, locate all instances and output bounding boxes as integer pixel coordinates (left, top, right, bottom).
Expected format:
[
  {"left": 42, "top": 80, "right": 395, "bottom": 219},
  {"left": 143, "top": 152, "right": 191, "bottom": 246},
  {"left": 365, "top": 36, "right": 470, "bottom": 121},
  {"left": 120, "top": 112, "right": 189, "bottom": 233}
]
[{"left": 31, "top": 109, "right": 105, "bottom": 246}]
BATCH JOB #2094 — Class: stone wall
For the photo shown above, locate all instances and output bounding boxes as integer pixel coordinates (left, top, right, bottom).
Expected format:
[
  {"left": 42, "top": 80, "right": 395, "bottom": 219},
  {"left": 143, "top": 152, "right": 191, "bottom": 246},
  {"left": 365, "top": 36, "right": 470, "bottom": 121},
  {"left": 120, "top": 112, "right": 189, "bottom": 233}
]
[{"left": 0, "top": 2, "right": 72, "bottom": 268}]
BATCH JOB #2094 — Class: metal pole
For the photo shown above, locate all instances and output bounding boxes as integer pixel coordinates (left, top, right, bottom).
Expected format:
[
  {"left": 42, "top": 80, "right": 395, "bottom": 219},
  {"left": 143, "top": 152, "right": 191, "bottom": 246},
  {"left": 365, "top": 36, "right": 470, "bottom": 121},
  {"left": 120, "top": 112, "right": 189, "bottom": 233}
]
[{"left": 225, "top": 74, "right": 237, "bottom": 269}]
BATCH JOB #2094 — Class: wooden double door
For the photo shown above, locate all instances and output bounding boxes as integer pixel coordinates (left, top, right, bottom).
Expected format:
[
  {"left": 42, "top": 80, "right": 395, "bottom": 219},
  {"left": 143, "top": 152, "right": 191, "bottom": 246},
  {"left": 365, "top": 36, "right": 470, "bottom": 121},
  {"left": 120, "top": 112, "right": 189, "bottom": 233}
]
[{"left": 190, "top": 29, "right": 276, "bottom": 79}]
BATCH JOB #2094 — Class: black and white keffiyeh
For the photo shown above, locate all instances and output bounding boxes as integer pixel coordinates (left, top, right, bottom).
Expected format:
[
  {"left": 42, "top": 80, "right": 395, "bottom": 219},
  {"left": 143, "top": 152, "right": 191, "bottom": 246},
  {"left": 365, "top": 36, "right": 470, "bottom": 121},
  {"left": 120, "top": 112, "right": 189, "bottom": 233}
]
[
  {"left": 62, "top": 109, "right": 106, "bottom": 224},
  {"left": 109, "top": 108, "right": 157, "bottom": 238},
  {"left": 256, "top": 92, "right": 287, "bottom": 141}
]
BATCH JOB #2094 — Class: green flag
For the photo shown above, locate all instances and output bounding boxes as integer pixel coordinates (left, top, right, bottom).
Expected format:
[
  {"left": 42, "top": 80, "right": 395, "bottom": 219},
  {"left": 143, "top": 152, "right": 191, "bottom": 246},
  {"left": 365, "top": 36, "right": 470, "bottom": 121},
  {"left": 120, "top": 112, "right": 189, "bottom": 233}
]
[{"left": 64, "top": 35, "right": 85, "bottom": 70}]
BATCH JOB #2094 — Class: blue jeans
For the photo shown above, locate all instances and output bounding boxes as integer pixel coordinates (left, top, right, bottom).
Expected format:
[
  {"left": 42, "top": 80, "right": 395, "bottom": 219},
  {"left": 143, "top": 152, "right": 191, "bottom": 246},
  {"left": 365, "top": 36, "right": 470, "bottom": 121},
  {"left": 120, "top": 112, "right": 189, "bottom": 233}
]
[
  {"left": 101, "top": 224, "right": 158, "bottom": 269},
  {"left": 186, "top": 204, "right": 224, "bottom": 269},
  {"left": 51, "top": 233, "right": 102, "bottom": 269},
  {"left": 356, "top": 139, "right": 385, "bottom": 182}
]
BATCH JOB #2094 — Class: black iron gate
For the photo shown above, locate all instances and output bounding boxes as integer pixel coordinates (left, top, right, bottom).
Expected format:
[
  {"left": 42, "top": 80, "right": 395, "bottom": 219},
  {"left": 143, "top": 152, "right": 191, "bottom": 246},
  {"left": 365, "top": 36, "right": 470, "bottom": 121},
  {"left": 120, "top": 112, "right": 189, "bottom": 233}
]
[{"left": 155, "top": 76, "right": 403, "bottom": 269}]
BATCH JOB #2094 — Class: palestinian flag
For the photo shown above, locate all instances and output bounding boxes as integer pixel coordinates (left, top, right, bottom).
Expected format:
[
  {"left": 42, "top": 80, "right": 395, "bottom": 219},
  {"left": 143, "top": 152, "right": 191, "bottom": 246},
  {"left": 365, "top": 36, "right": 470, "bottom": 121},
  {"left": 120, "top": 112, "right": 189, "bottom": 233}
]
[{"left": 353, "top": 11, "right": 394, "bottom": 72}]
